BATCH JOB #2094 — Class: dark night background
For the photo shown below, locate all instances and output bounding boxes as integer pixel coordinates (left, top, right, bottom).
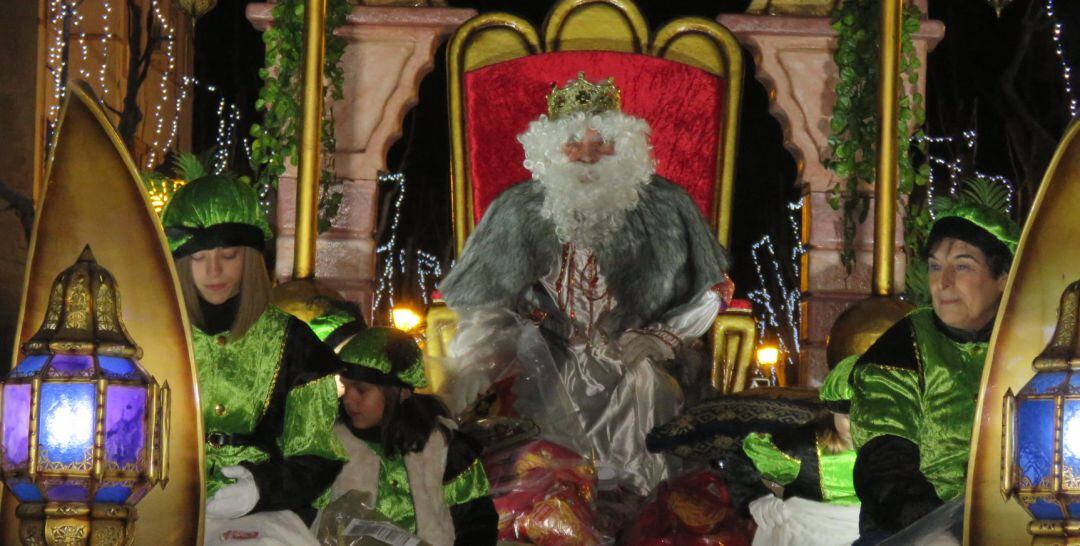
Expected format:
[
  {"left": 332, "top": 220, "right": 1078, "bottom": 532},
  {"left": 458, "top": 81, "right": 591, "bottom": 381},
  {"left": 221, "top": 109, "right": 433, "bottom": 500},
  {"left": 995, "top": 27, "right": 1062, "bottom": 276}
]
[{"left": 190, "top": 0, "right": 1080, "bottom": 303}]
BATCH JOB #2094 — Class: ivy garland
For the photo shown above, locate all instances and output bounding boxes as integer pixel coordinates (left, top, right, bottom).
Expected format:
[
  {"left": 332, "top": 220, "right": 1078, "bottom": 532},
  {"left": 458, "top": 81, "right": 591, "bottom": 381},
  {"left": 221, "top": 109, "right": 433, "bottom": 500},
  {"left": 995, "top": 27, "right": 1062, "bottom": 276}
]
[
  {"left": 826, "top": 0, "right": 930, "bottom": 274},
  {"left": 250, "top": 0, "right": 352, "bottom": 232}
]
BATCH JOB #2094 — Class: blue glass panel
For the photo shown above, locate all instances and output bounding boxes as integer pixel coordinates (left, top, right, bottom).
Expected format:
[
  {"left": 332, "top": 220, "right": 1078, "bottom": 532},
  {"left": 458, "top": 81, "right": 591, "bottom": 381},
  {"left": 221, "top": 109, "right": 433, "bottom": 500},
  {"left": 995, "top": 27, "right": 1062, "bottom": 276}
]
[
  {"left": 1017, "top": 398, "right": 1056, "bottom": 490},
  {"left": 11, "top": 355, "right": 49, "bottom": 378},
  {"left": 98, "top": 356, "right": 141, "bottom": 380},
  {"left": 1069, "top": 502, "right": 1080, "bottom": 520},
  {"left": 2, "top": 383, "right": 31, "bottom": 470},
  {"left": 1068, "top": 372, "right": 1080, "bottom": 394},
  {"left": 9, "top": 480, "right": 42, "bottom": 502},
  {"left": 38, "top": 383, "right": 95, "bottom": 471},
  {"left": 1029, "top": 498, "right": 1064, "bottom": 520},
  {"left": 94, "top": 484, "right": 133, "bottom": 504},
  {"left": 104, "top": 386, "right": 146, "bottom": 471},
  {"left": 45, "top": 481, "right": 90, "bottom": 502},
  {"left": 1021, "top": 371, "right": 1069, "bottom": 396},
  {"left": 1062, "top": 400, "right": 1080, "bottom": 491},
  {"left": 46, "top": 354, "right": 94, "bottom": 378}
]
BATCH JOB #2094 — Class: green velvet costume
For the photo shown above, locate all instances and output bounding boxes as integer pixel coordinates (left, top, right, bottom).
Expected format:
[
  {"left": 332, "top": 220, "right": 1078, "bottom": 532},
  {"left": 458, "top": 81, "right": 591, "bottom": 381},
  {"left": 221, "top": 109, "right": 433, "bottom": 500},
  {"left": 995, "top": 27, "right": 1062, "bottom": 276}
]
[
  {"left": 848, "top": 203, "right": 1019, "bottom": 537},
  {"left": 741, "top": 354, "right": 859, "bottom": 505},
  {"left": 163, "top": 176, "right": 347, "bottom": 523}
]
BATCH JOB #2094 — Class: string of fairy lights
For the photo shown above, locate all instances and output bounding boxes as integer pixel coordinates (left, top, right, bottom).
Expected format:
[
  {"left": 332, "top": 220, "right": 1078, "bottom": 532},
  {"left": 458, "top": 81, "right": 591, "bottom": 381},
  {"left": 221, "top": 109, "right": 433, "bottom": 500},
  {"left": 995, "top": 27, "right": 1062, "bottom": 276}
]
[
  {"left": 746, "top": 197, "right": 807, "bottom": 377},
  {"left": 1047, "top": 0, "right": 1079, "bottom": 118},
  {"left": 913, "top": 132, "right": 1015, "bottom": 218},
  {"left": 45, "top": 0, "right": 184, "bottom": 168},
  {"left": 370, "top": 172, "right": 445, "bottom": 322},
  {"left": 372, "top": 172, "right": 407, "bottom": 318}
]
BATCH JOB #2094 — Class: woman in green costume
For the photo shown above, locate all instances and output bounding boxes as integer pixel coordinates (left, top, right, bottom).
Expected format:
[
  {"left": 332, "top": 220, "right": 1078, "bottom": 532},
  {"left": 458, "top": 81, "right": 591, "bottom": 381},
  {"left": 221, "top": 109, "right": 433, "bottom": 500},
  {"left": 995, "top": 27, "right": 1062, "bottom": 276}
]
[
  {"left": 743, "top": 356, "right": 860, "bottom": 546},
  {"left": 162, "top": 176, "right": 347, "bottom": 545},
  {"left": 323, "top": 327, "right": 497, "bottom": 546},
  {"left": 848, "top": 203, "right": 1019, "bottom": 545}
]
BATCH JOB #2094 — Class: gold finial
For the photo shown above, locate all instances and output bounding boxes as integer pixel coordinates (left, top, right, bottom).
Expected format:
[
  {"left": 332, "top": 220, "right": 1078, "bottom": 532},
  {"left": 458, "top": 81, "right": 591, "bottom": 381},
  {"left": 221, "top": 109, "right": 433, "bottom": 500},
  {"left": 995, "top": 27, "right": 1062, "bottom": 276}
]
[
  {"left": 546, "top": 72, "right": 622, "bottom": 120},
  {"left": 23, "top": 245, "right": 141, "bottom": 358},
  {"left": 1032, "top": 280, "right": 1080, "bottom": 372}
]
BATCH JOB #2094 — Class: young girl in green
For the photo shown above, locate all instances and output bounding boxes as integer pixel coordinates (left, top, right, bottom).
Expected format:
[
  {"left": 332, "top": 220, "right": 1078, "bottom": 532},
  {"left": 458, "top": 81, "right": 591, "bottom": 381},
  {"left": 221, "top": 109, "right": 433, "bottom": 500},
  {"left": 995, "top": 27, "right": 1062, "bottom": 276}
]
[
  {"left": 162, "top": 175, "right": 346, "bottom": 545},
  {"left": 326, "top": 327, "right": 498, "bottom": 546}
]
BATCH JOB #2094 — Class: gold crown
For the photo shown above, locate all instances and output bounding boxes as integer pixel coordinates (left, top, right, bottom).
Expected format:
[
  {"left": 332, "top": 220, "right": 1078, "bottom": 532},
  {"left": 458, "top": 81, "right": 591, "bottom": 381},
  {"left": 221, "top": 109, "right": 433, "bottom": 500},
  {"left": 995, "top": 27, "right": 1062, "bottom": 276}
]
[{"left": 546, "top": 72, "right": 622, "bottom": 120}]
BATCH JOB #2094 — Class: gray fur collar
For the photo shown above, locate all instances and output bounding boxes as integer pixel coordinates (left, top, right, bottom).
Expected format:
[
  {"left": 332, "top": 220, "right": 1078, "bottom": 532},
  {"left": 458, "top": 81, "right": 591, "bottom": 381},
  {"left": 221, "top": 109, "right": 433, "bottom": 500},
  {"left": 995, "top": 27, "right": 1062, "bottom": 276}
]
[{"left": 440, "top": 176, "right": 730, "bottom": 333}]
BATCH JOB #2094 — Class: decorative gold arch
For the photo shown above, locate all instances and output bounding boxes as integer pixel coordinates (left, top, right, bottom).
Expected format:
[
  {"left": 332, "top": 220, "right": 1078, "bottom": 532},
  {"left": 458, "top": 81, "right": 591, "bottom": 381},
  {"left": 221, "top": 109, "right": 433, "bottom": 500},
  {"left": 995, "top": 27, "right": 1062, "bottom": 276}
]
[
  {"left": 964, "top": 120, "right": 1080, "bottom": 544},
  {"left": 0, "top": 83, "right": 204, "bottom": 544},
  {"left": 446, "top": 0, "right": 744, "bottom": 253}
]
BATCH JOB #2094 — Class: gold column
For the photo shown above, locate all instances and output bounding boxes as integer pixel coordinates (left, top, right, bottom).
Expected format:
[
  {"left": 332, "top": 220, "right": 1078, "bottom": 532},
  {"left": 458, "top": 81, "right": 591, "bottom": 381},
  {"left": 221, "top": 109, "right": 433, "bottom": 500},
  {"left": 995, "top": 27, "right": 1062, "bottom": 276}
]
[
  {"left": 294, "top": 0, "right": 328, "bottom": 280},
  {"left": 873, "top": 0, "right": 902, "bottom": 296},
  {"left": 823, "top": 0, "right": 912, "bottom": 374},
  {"left": 271, "top": 0, "right": 347, "bottom": 321}
]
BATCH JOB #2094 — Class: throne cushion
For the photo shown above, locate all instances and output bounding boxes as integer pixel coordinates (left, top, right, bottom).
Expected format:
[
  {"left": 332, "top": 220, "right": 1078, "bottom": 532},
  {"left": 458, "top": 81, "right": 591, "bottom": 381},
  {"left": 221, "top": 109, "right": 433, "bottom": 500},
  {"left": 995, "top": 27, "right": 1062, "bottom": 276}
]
[{"left": 463, "top": 50, "right": 726, "bottom": 223}]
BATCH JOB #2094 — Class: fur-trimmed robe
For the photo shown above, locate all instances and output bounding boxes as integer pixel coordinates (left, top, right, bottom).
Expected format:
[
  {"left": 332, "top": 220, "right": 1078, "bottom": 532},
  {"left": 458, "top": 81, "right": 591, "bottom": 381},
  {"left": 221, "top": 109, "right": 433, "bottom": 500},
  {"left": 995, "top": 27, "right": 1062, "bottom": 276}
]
[
  {"left": 439, "top": 175, "right": 730, "bottom": 337},
  {"left": 439, "top": 175, "right": 731, "bottom": 493}
]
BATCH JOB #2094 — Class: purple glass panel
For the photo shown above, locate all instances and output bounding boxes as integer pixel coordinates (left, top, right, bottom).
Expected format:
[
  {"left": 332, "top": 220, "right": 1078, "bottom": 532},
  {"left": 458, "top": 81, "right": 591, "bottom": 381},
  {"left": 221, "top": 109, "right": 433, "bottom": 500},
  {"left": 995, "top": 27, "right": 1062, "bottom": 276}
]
[
  {"left": 11, "top": 355, "right": 49, "bottom": 378},
  {"left": 2, "top": 383, "right": 31, "bottom": 470},
  {"left": 38, "top": 383, "right": 95, "bottom": 470},
  {"left": 94, "top": 483, "right": 133, "bottom": 504},
  {"left": 46, "top": 354, "right": 95, "bottom": 378},
  {"left": 44, "top": 480, "right": 90, "bottom": 502},
  {"left": 99, "top": 356, "right": 144, "bottom": 380},
  {"left": 126, "top": 482, "right": 152, "bottom": 504},
  {"left": 8, "top": 479, "right": 42, "bottom": 502},
  {"left": 105, "top": 386, "right": 146, "bottom": 470}
]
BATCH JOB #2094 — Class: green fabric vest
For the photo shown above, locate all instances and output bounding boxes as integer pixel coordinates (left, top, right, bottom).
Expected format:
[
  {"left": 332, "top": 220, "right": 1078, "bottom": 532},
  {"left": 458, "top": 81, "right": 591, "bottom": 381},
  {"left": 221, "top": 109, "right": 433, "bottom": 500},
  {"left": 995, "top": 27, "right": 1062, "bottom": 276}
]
[
  {"left": 193, "top": 306, "right": 347, "bottom": 497},
  {"left": 742, "top": 432, "right": 858, "bottom": 505},
  {"left": 851, "top": 308, "right": 988, "bottom": 502}
]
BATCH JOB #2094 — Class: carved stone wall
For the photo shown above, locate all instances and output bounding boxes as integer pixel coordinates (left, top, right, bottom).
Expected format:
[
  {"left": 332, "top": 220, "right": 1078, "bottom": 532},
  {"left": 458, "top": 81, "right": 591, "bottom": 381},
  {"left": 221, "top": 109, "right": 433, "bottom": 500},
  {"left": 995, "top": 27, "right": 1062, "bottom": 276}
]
[
  {"left": 247, "top": 5, "right": 475, "bottom": 323},
  {"left": 716, "top": 11, "right": 944, "bottom": 385}
]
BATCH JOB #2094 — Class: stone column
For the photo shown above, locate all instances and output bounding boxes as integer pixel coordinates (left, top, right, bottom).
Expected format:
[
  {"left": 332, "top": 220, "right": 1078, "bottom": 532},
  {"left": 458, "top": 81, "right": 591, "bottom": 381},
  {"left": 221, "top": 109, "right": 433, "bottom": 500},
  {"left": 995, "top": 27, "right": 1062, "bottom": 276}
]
[
  {"left": 716, "top": 10, "right": 944, "bottom": 385},
  {"left": 248, "top": 5, "right": 475, "bottom": 323}
]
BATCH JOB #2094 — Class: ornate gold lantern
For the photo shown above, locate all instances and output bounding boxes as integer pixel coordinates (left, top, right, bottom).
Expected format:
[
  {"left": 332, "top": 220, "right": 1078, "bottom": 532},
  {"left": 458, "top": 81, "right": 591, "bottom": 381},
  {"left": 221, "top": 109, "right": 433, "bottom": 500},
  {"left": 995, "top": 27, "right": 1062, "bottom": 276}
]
[
  {"left": 0, "top": 246, "right": 170, "bottom": 545},
  {"left": 1002, "top": 280, "right": 1080, "bottom": 545}
]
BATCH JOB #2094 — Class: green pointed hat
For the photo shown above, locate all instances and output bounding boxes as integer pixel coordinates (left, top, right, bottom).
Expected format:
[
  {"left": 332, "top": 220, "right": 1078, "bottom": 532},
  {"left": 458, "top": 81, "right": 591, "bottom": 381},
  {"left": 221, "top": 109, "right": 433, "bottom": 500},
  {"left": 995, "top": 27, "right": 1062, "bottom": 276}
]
[
  {"left": 820, "top": 354, "right": 858, "bottom": 413},
  {"left": 338, "top": 327, "right": 428, "bottom": 389},
  {"left": 161, "top": 175, "right": 272, "bottom": 258},
  {"left": 933, "top": 203, "right": 1020, "bottom": 256}
]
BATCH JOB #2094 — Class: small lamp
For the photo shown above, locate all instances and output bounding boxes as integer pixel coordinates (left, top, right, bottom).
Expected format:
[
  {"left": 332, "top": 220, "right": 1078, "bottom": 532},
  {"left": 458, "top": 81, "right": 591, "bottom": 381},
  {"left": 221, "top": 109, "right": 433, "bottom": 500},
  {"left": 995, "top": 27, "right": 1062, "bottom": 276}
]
[
  {"left": 0, "top": 246, "right": 170, "bottom": 545},
  {"left": 392, "top": 306, "right": 423, "bottom": 333},
  {"left": 1002, "top": 280, "right": 1080, "bottom": 545},
  {"left": 756, "top": 344, "right": 781, "bottom": 386}
]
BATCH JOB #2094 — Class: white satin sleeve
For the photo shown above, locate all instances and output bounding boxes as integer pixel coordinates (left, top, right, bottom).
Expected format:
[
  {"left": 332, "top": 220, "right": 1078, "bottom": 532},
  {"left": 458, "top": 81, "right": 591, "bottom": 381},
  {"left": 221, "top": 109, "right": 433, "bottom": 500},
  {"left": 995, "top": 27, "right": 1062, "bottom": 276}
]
[{"left": 653, "top": 287, "right": 723, "bottom": 341}]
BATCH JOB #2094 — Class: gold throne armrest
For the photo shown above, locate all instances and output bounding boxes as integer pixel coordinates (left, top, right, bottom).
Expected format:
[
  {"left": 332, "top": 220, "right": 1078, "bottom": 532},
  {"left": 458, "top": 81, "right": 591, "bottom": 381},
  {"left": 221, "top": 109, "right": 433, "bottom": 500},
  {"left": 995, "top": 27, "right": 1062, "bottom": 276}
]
[{"left": 422, "top": 302, "right": 757, "bottom": 397}]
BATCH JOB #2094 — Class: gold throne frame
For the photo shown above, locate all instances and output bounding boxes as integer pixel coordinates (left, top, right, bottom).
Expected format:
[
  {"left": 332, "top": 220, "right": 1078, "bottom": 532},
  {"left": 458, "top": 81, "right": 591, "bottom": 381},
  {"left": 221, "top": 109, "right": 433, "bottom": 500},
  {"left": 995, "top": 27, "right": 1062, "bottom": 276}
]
[{"left": 426, "top": 0, "right": 757, "bottom": 395}]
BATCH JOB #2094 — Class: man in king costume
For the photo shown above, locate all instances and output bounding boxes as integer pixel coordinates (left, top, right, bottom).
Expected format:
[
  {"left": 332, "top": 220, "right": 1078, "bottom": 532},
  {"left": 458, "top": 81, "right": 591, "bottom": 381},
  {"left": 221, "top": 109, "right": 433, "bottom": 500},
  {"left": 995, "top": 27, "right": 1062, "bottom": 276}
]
[
  {"left": 438, "top": 74, "right": 733, "bottom": 494},
  {"left": 848, "top": 203, "right": 1020, "bottom": 544}
]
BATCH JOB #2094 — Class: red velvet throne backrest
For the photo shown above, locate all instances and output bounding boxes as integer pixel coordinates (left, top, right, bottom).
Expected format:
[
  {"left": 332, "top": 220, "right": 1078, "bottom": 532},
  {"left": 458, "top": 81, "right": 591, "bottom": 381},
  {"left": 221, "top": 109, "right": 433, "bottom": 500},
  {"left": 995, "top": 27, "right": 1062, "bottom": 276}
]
[{"left": 463, "top": 50, "right": 725, "bottom": 224}]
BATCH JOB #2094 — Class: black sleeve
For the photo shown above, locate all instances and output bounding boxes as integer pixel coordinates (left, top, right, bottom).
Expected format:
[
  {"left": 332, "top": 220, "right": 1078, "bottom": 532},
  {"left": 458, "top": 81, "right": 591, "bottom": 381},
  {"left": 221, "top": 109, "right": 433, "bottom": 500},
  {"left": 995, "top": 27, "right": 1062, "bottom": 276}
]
[
  {"left": 450, "top": 498, "right": 499, "bottom": 546},
  {"left": 854, "top": 435, "right": 943, "bottom": 535},
  {"left": 443, "top": 431, "right": 498, "bottom": 546},
  {"left": 282, "top": 317, "right": 344, "bottom": 384},
  {"left": 242, "top": 318, "right": 344, "bottom": 522}
]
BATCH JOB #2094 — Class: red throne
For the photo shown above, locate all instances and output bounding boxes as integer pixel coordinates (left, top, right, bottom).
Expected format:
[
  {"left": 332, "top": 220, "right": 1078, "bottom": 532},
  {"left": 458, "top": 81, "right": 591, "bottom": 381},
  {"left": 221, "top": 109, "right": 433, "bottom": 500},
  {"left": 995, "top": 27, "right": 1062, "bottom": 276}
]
[
  {"left": 426, "top": 0, "right": 757, "bottom": 396},
  {"left": 463, "top": 51, "right": 725, "bottom": 222}
]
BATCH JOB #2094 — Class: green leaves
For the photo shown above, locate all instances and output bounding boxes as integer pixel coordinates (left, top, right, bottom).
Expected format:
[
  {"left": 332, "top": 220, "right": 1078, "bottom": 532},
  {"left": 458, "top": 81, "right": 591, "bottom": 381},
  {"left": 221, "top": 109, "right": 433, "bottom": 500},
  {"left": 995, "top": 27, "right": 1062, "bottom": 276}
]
[
  {"left": 251, "top": 0, "right": 350, "bottom": 233},
  {"left": 957, "top": 176, "right": 1011, "bottom": 213},
  {"left": 826, "top": 0, "right": 927, "bottom": 275}
]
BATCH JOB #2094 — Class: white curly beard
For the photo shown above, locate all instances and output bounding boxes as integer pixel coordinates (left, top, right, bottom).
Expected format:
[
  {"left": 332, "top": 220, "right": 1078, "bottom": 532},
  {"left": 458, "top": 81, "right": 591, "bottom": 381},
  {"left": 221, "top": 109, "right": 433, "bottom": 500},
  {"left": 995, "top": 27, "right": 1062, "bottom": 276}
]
[{"left": 518, "top": 111, "right": 656, "bottom": 249}]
